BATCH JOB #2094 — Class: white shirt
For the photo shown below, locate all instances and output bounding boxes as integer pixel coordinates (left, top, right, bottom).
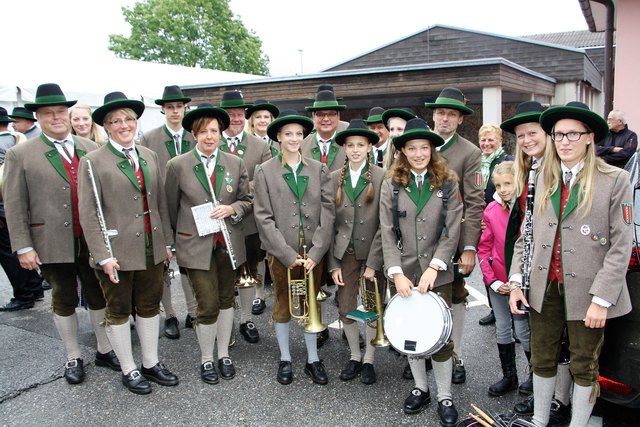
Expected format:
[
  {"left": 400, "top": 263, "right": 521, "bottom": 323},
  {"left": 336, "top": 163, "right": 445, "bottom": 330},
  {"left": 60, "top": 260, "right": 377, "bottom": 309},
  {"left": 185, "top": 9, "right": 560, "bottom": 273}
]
[
  {"left": 110, "top": 139, "right": 139, "bottom": 171},
  {"left": 196, "top": 147, "right": 219, "bottom": 178},
  {"left": 45, "top": 132, "right": 75, "bottom": 163},
  {"left": 348, "top": 161, "right": 366, "bottom": 189}
]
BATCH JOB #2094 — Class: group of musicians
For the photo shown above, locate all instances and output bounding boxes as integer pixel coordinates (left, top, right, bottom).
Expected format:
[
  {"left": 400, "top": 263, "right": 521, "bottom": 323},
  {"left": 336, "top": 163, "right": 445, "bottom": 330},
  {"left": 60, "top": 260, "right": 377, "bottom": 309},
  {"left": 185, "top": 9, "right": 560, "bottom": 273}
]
[{"left": 1, "top": 81, "right": 632, "bottom": 427}]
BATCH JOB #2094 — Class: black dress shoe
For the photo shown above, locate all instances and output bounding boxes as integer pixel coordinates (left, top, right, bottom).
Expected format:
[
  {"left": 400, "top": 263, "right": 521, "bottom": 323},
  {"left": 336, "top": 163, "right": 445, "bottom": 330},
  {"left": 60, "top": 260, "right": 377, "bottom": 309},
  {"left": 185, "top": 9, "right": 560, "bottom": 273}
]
[
  {"left": 33, "top": 291, "right": 44, "bottom": 302},
  {"left": 402, "top": 361, "right": 413, "bottom": 379},
  {"left": 548, "top": 398, "right": 571, "bottom": 427},
  {"left": 64, "top": 358, "right": 85, "bottom": 384},
  {"left": 200, "top": 361, "right": 219, "bottom": 384},
  {"left": 41, "top": 279, "right": 52, "bottom": 291},
  {"left": 452, "top": 359, "right": 466, "bottom": 384},
  {"left": 404, "top": 388, "right": 431, "bottom": 414},
  {"left": 95, "top": 350, "right": 121, "bottom": 371},
  {"left": 141, "top": 362, "right": 179, "bottom": 386},
  {"left": 251, "top": 298, "right": 266, "bottom": 315},
  {"left": 218, "top": 357, "right": 236, "bottom": 380},
  {"left": 184, "top": 314, "right": 194, "bottom": 329},
  {"left": 304, "top": 361, "right": 328, "bottom": 385},
  {"left": 316, "top": 328, "right": 329, "bottom": 348},
  {"left": 513, "top": 395, "right": 534, "bottom": 415},
  {"left": 277, "top": 361, "right": 293, "bottom": 385},
  {"left": 339, "top": 360, "right": 362, "bottom": 381},
  {"left": 437, "top": 399, "right": 459, "bottom": 427},
  {"left": 479, "top": 310, "right": 496, "bottom": 325},
  {"left": 361, "top": 363, "right": 377, "bottom": 385},
  {"left": 122, "top": 369, "right": 152, "bottom": 394},
  {"left": 0, "top": 299, "right": 34, "bottom": 312},
  {"left": 164, "top": 316, "right": 180, "bottom": 339},
  {"left": 240, "top": 321, "right": 260, "bottom": 343}
]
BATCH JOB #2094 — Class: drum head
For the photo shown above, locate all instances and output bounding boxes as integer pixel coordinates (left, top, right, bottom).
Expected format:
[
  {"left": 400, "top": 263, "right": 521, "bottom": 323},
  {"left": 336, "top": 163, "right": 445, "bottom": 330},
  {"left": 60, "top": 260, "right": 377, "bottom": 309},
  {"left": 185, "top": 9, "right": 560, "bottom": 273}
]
[{"left": 383, "top": 291, "right": 451, "bottom": 357}]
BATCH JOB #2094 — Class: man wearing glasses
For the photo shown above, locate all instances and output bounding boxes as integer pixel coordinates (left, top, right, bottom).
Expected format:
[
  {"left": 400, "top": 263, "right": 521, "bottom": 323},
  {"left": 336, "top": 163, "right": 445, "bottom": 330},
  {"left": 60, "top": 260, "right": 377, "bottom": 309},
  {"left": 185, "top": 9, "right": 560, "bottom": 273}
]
[{"left": 597, "top": 110, "right": 637, "bottom": 169}]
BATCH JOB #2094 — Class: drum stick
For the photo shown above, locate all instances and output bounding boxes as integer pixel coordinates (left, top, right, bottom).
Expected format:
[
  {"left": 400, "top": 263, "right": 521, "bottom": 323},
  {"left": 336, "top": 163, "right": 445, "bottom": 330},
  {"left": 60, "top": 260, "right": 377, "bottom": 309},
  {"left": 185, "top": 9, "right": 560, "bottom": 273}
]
[
  {"left": 468, "top": 413, "right": 492, "bottom": 427},
  {"left": 471, "top": 404, "right": 494, "bottom": 425}
]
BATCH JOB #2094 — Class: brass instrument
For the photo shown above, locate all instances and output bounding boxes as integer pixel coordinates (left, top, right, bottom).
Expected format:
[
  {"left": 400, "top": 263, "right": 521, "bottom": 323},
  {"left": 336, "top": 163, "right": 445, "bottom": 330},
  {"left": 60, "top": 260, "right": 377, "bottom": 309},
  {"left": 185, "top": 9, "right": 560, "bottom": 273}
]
[
  {"left": 235, "top": 262, "right": 257, "bottom": 288},
  {"left": 287, "top": 245, "right": 326, "bottom": 333},
  {"left": 359, "top": 276, "right": 389, "bottom": 347}
]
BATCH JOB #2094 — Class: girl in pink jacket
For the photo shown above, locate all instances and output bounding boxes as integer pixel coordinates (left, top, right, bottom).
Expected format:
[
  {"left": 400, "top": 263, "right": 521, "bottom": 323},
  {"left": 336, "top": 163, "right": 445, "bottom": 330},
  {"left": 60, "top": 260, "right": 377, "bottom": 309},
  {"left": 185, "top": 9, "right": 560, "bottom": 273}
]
[{"left": 478, "top": 161, "right": 531, "bottom": 397}]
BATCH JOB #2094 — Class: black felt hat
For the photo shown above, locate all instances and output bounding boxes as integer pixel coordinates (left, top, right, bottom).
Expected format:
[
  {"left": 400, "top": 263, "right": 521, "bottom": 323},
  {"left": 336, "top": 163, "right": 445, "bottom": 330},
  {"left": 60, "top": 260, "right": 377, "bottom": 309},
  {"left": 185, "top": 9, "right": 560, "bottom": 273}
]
[
  {"left": 381, "top": 108, "right": 417, "bottom": 130},
  {"left": 92, "top": 92, "right": 145, "bottom": 126},
  {"left": 0, "top": 107, "right": 14, "bottom": 123},
  {"left": 24, "top": 83, "right": 77, "bottom": 111},
  {"left": 154, "top": 85, "right": 191, "bottom": 105},
  {"left": 266, "top": 109, "right": 314, "bottom": 142},
  {"left": 182, "top": 103, "right": 230, "bottom": 133},
  {"left": 245, "top": 100, "right": 280, "bottom": 119},
  {"left": 500, "top": 101, "right": 546, "bottom": 134},
  {"left": 305, "top": 90, "right": 346, "bottom": 112},
  {"left": 307, "top": 83, "right": 343, "bottom": 100},
  {"left": 425, "top": 87, "right": 473, "bottom": 115},
  {"left": 365, "top": 107, "right": 385, "bottom": 125},
  {"left": 540, "top": 101, "right": 608, "bottom": 144},
  {"left": 9, "top": 107, "right": 36, "bottom": 121},
  {"left": 335, "top": 119, "right": 379, "bottom": 146},
  {"left": 219, "top": 91, "right": 253, "bottom": 109},
  {"left": 393, "top": 118, "right": 445, "bottom": 150}
]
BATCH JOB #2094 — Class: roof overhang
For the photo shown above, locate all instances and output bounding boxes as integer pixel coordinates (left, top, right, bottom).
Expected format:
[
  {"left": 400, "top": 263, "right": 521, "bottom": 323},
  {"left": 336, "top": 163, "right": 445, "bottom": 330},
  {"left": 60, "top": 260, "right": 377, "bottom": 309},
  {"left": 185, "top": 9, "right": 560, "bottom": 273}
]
[{"left": 580, "top": 0, "right": 617, "bottom": 32}]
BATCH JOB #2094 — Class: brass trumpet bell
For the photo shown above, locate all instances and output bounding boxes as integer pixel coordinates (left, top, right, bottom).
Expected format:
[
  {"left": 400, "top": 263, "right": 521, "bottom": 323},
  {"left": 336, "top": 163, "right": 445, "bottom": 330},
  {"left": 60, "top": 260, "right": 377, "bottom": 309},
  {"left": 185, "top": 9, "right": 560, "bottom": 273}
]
[
  {"left": 235, "top": 263, "right": 258, "bottom": 288},
  {"left": 361, "top": 276, "right": 389, "bottom": 348},
  {"left": 287, "top": 246, "right": 327, "bottom": 333}
]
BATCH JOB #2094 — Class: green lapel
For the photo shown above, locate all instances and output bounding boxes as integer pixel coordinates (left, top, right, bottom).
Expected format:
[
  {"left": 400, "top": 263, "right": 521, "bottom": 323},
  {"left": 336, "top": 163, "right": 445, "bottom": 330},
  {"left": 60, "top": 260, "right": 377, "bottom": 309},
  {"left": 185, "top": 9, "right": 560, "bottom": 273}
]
[
  {"left": 40, "top": 134, "right": 68, "bottom": 183},
  {"left": 139, "top": 155, "right": 150, "bottom": 192},
  {"left": 405, "top": 177, "right": 434, "bottom": 214},
  {"left": 283, "top": 160, "right": 307, "bottom": 202},
  {"left": 344, "top": 164, "right": 369, "bottom": 203},
  {"left": 562, "top": 183, "right": 581, "bottom": 221},
  {"left": 181, "top": 133, "right": 191, "bottom": 154},
  {"left": 326, "top": 143, "right": 339, "bottom": 167},
  {"left": 235, "top": 134, "right": 247, "bottom": 159},
  {"left": 438, "top": 133, "right": 458, "bottom": 154},
  {"left": 193, "top": 150, "right": 211, "bottom": 195},
  {"left": 310, "top": 134, "right": 322, "bottom": 162},
  {"left": 108, "top": 142, "right": 140, "bottom": 191},
  {"left": 163, "top": 125, "right": 178, "bottom": 158}
]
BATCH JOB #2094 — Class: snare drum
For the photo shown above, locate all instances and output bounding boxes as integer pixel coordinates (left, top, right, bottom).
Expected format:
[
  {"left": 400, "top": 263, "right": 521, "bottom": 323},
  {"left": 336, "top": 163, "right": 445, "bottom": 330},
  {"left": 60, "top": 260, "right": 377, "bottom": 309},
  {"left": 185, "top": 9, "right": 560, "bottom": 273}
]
[{"left": 383, "top": 290, "right": 452, "bottom": 357}]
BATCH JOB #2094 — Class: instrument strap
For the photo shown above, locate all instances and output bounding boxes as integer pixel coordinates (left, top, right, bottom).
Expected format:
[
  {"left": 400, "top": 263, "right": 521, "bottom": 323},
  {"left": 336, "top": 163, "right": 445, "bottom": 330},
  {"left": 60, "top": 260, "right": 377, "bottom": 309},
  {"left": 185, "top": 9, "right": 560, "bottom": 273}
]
[
  {"left": 438, "top": 181, "right": 452, "bottom": 238},
  {"left": 391, "top": 182, "right": 406, "bottom": 251}
]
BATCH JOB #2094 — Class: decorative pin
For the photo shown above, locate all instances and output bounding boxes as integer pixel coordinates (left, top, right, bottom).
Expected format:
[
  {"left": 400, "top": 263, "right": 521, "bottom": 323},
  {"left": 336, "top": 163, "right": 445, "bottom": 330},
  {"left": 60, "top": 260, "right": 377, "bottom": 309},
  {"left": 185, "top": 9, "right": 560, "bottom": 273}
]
[
  {"left": 238, "top": 149, "right": 244, "bottom": 155},
  {"left": 437, "top": 190, "right": 443, "bottom": 198},
  {"left": 591, "top": 234, "right": 599, "bottom": 241},
  {"left": 580, "top": 225, "right": 590, "bottom": 236},
  {"left": 621, "top": 203, "right": 632, "bottom": 225},
  {"left": 226, "top": 185, "right": 233, "bottom": 193},
  {"left": 600, "top": 237, "right": 607, "bottom": 246}
]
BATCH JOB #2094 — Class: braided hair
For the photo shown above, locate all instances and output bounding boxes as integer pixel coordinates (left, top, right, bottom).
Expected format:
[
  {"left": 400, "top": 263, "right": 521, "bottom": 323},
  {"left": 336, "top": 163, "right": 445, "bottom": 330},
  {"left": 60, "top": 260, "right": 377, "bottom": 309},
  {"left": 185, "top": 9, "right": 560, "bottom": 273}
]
[
  {"left": 364, "top": 150, "right": 375, "bottom": 204},
  {"left": 335, "top": 155, "right": 349, "bottom": 206},
  {"left": 335, "top": 151, "right": 376, "bottom": 205}
]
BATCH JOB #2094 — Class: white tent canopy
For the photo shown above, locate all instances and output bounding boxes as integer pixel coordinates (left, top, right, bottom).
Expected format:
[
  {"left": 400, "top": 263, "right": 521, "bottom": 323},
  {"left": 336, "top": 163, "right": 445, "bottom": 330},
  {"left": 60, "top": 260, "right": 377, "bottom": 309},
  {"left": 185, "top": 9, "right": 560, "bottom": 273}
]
[{"left": 0, "top": 57, "right": 263, "bottom": 134}]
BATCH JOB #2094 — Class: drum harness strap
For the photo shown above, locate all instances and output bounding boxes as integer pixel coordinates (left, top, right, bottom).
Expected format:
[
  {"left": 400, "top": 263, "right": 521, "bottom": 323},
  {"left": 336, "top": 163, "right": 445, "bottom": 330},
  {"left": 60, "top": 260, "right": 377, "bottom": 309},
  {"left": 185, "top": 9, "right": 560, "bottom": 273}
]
[{"left": 391, "top": 180, "right": 453, "bottom": 252}]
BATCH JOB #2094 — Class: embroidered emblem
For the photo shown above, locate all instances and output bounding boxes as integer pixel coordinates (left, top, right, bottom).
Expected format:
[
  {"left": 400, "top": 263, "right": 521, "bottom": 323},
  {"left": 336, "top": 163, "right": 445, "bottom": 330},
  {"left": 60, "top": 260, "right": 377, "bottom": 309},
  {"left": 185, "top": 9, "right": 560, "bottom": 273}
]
[
  {"left": 622, "top": 203, "right": 632, "bottom": 225},
  {"left": 475, "top": 172, "right": 483, "bottom": 188},
  {"left": 580, "top": 225, "right": 590, "bottom": 236},
  {"left": 226, "top": 185, "right": 233, "bottom": 193}
]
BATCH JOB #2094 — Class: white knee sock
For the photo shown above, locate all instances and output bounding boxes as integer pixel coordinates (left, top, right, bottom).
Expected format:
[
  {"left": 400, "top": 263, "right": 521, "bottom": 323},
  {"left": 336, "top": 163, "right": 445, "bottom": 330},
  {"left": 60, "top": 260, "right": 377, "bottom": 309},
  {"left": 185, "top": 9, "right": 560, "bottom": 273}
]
[
  {"left": 216, "top": 308, "right": 234, "bottom": 359},
  {"left": 432, "top": 358, "right": 453, "bottom": 401},
  {"left": 363, "top": 324, "right": 377, "bottom": 364},
  {"left": 409, "top": 357, "right": 429, "bottom": 392},
  {"left": 342, "top": 322, "right": 361, "bottom": 361},
  {"left": 180, "top": 273, "right": 198, "bottom": 317},
  {"left": 136, "top": 315, "right": 160, "bottom": 369},
  {"left": 53, "top": 313, "right": 81, "bottom": 360},
  {"left": 532, "top": 374, "right": 557, "bottom": 427},
  {"left": 569, "top": 383, "right": 595, "bottom": 427},
  {"left": 274, "top": 321, "right": 291, "bottom": 361},
  {"left": 255, "top": 261, "right": 265, "bottom": 299},
  {"left": 88, "top": 308, "right": 112, "bottom": 354},
  {"left": 196, "top": 322, "right": 217, "bottom": 364},
  {"left": 451, "top": 302, "right": 466, "bottom": 358},
  {"left": 238, "top": 287, "right": 254, "bottom": 323},
  {"left": 106, "top": 321, "right": 137, "bottom": 374},
  {"left": 554, "top": 363, "right": 573, "bottom": 406},
  {"left": 304, "top": 332, "right": 319, "bottom": 363}
]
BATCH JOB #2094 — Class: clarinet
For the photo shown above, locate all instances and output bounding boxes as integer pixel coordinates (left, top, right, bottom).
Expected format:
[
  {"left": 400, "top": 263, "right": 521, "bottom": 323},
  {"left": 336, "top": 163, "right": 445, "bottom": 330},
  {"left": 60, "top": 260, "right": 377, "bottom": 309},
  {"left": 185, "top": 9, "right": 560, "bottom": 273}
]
[
  {"left": 518, "top": 163, "right": 537, "bottom": 312},
  {"left": 86, "top": 159, "right": 119, "bottom": 282},
  {"left": 205, "top": 170, "right": 238, "bottom": 270}
]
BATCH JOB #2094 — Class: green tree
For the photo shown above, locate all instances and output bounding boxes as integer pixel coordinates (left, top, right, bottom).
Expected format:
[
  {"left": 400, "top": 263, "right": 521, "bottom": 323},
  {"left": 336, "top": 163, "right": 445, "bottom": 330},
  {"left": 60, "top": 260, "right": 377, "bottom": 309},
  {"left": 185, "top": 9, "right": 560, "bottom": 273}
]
[{"left": 109, "top": 0, "right": 269, "bottom": 75}]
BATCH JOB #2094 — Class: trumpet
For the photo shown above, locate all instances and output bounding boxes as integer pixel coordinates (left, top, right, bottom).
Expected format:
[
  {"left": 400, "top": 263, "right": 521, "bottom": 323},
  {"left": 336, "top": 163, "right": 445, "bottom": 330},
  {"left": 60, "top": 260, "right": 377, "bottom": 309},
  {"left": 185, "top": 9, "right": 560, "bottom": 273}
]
[
  {"left": 235, "top": 262, "right": 257, "bottom": 288},
  {"left": 287, "top": 245, "right": 326, "bottom": 333},
  {"left": 359, "top": 276, "right": 389, "bottom": 347}
]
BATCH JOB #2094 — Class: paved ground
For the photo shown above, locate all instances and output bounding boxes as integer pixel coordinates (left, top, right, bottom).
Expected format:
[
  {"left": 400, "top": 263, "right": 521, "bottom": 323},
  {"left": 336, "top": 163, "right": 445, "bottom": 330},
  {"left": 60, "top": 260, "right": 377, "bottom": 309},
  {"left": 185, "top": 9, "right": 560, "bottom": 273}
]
[{"left": 0, "top": 263, "right": 636, "bottom": 426}]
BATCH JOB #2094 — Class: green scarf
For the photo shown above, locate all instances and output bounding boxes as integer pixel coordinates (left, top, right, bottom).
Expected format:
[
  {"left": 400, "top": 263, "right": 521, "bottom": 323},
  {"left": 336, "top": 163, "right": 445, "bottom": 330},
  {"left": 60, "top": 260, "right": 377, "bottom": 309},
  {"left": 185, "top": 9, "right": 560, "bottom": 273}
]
[{"left": 481, "top": 146, "right": 505, "bottom": 190}]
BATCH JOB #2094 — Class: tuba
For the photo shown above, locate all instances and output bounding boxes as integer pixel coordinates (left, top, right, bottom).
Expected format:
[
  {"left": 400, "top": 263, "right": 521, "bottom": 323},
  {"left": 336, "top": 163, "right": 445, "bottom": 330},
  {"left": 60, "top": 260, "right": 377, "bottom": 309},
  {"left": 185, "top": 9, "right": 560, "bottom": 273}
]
[
  {"left": 235, "top": 262, "right": 257, "bottom": 288},
  {"left": 358, "top": 276, "right": 390, "bottom": 347},
  {"left": 287, "top": 245, "right": 326, "bottom": 333}
]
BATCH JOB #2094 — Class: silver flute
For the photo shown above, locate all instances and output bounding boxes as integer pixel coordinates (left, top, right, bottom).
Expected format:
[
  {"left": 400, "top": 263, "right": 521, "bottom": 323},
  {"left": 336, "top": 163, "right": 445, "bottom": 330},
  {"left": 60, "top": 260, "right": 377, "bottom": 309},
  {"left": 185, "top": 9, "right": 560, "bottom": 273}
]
[
  {"left": 86, "top": 159, "right": 119, "bottom": 282},
  {"left": 205, "top": 171, "right": 237, "bottom": 270},
  {"left": 518, "top": 163, "right": 537, "bottom": 312}
]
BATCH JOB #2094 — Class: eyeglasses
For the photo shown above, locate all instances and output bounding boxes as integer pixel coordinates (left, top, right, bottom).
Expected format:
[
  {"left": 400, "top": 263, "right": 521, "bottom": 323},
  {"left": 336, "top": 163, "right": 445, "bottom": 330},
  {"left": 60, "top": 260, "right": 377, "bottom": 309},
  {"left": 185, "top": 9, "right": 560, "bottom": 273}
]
[
  {"left": 108, "top": 117, "right": 136, "bottom": 127},
  {"left": 550, "top": 131, "right": 590, "bottom": 142},
  {"left": 314, "top": 111, "right": 338, "bottom": 119}
]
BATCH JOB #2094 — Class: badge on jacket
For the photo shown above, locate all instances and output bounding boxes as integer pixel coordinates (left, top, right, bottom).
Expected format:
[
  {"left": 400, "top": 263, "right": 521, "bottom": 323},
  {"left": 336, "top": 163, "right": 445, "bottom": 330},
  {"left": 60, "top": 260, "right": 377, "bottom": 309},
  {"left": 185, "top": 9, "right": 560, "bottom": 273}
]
[{"left": 621, "top": 203, "right": 633, "bottom": 225}]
